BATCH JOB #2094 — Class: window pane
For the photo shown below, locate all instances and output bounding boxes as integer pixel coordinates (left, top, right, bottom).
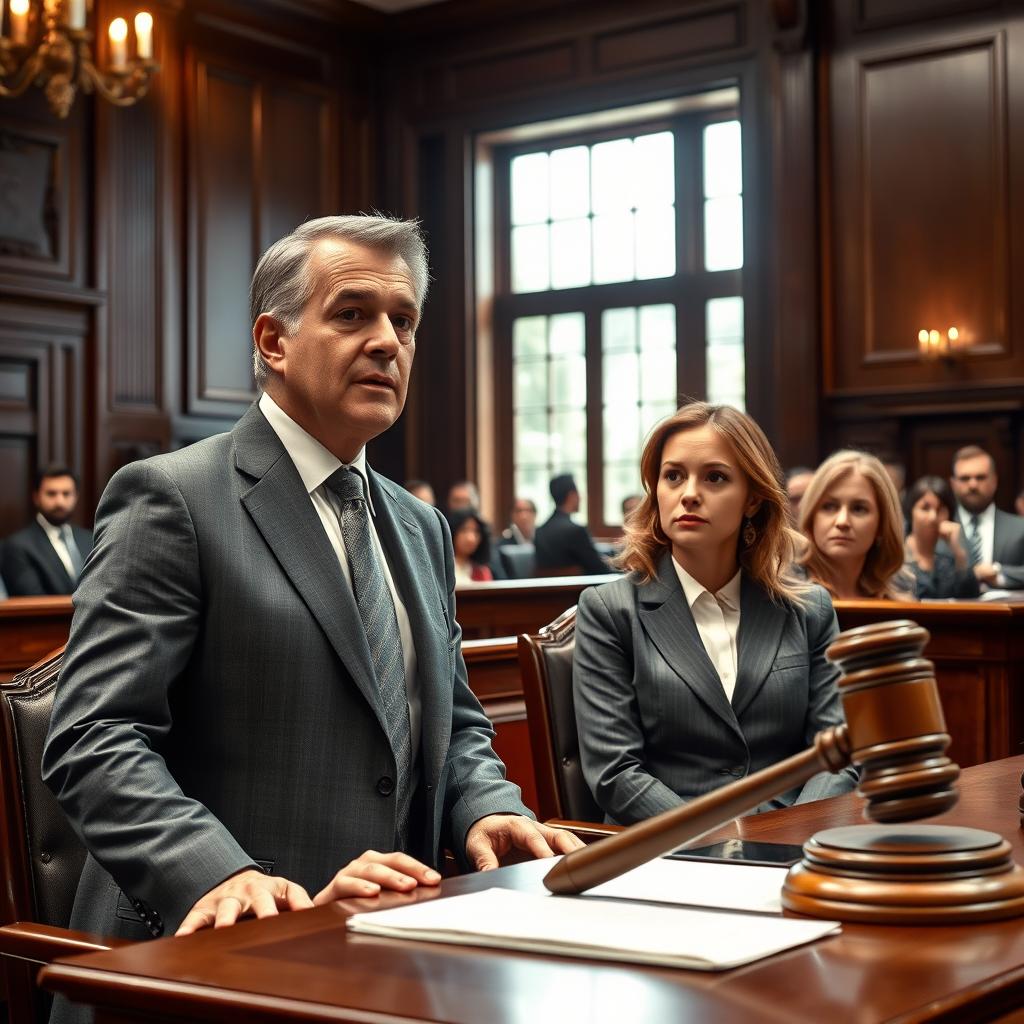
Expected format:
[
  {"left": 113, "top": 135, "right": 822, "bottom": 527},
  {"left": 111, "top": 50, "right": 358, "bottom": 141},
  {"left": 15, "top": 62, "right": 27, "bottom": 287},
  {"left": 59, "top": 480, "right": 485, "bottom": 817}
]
[
  {"left": 704, "top": 195, "right": 743, "bottom": 271},
  {"left": 514, "top": 463, "right": 550, "bottom": 521},
  {"left": 638, "top": 304, "right": 675, "bottom": 352},
  {"left": 511, "top": 152, "right": 549, "bottom": 225},
  {"left": 706, "top": 296, "right": 745, "bottom": 411},
  {"left": 513, "top": 315, "right": 546, "bottom": 359},
  {"left": 549, "top": 312, "right": 585, "bottom": 355},
  {"left": 603, "top": 403, "right": 640, "bottom": 462},
  {"left": 514, "top": 359, "right": 548, "bottom": 410},
  {"left": 591, "top": 138, "right": 633, "bottom": 214},
  {"left": 603, "top": 351, "right": 639, "bottom": 409},
  {"left": 550, "top": 409, "right": 587, "bottom": 465},
  {"left": 602, "top": 307, "right": 636, "bottom": 354},
  {"left": 593, "top": 213, "right": 635, "bottom": 284},
  {"left": 640, "top": 347, "right": 677, "bottom": 406},
  {"left": 550, "top": 354, "right": 587, "bottom": 408},
  {"left": 512, "top": 224, "right": 551, "bottom": 292},
  {"left": 633, "top": 132, "right": 675, "bottom": 208},
  {"left": 635, "top": 207, "right": 675, "bottom": 280},
  {"left": 644, "top": 401, "right": 677, "bottom": 433},
  {"left": 703, "top": 120, "right": 742, "bottom": 198},
  {"left": 550, "top": 218, "right": 592, "bottom": 290},
  {"left": 604, "top": 461, "right": 642, "bottom": 526},
  {"left": 514, "top": 411, "right": 549, "bottom": 463},
  {"left": 550, "top": 145, "right": 589, "bottom": 220}
]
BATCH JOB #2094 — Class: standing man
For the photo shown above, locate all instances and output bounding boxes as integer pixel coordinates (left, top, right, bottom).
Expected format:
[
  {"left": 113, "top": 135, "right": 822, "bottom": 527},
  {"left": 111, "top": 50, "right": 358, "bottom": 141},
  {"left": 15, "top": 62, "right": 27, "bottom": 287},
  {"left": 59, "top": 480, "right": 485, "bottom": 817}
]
[
  {"left": 534, "top": 474, "right": 614, "bottom": 576},
  {"left": 43, "top": 215, "right": 580, "bottom": 972},
  {"left": 1, "top": 465, "right": 92, "bottom": 595},
  {"left": 950, "top": 445, "right": 1024, "bottom": 589}
]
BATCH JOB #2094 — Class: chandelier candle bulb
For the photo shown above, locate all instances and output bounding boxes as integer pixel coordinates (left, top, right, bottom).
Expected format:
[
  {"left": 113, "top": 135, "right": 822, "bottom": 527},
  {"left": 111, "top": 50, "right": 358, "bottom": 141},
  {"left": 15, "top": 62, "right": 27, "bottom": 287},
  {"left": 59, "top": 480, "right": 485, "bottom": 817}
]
[
  {"left": 9, "top": 0, "right": 29, "bottom": 44},
  {"left": 108, "top": 16, "right": 127, "bottom": 69},
  {"left": 134, "top": 11, "right": 152, "bottom": 59},
  {"left": 68, "top": 0, "right": 86, "bottom": 30}
]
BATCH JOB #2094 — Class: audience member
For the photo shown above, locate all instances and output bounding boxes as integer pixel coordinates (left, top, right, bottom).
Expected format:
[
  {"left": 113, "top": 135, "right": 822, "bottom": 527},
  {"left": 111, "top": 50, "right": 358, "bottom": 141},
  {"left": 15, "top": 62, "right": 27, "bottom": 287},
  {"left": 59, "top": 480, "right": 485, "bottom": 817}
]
[
  {"left": 785, "top": 466, "right": 814, "bottom": 524},
  {"left": 881, "top": 457, "right": 907, "bottom": 501},
  {"left": 1, "top": 464, "right": 93, "bottom": 596},
  {"left": 41, "top": 215, "right": 578, "bottom": 999},
  {"left": 447, "top": 508, "right": 495, "bottom": 583},
  {"left": 798, "top": 450, "right": 907, "bottom": 600},
  {"left": 903, "top": 475, "right": 979, "bottom": 599},
  {"left": 534, "top": 474, "right": 613, "bottom": 575},
  {"left": 404, "top": 479, "right": 435, "bottom": 506},
  {"left": 446, "top": 480, "right": 480, "bottom": 512},
  {"left": 499, "top": 497, "right": 536, "bottom": 545},
  {"left": 621, "top": 494, "right": 643, "bottom": 521},
  {"left": 573, "top": 403, "right": 856, "bottom": 826},
  {"left": 950, "top": 445, "right": 1024, "bottom": 589},
  {"left": 1016, "top": 488, "right": 1024, "bottom": 518}
]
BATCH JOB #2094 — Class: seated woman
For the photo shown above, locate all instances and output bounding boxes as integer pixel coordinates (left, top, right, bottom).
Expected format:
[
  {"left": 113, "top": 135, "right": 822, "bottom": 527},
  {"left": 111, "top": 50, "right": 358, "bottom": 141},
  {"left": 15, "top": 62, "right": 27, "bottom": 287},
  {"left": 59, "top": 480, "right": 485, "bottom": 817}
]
[
  {"left": 573, "top": 403, "right": 857, "bottom": 827},
  {"left": 903, "top": 475, "right": 980, "bottom": 599},
  {"left": 797, "top": 450, "right": 908, "bottom": 600},
  {"left": 446, "top": 508, "right": 494, "bottom": 584}
]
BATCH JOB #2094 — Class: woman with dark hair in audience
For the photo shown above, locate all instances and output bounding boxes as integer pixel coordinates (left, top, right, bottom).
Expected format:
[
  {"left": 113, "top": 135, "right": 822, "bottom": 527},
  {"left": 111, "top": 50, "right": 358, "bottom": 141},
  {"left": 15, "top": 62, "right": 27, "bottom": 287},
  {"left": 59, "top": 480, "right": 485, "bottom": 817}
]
[
  {"left": 903, "top": 475, "right": 979, "bottom": 599},
  {"left": 572, "top": 402, "right": 856, "bottom": 827},
  {"left": 797, "top": 450, "right": 909, "bottom": 600},
  {"left": 446, "top": 508, "right": 494, "bottom": 584}
]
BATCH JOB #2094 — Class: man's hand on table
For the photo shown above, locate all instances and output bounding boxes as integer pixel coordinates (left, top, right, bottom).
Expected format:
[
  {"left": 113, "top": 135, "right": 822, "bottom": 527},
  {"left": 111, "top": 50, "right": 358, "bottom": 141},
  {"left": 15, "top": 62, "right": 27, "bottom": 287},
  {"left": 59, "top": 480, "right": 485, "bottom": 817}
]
[{"left": 465, "top": 814, "right": 585, "bottom": 871}]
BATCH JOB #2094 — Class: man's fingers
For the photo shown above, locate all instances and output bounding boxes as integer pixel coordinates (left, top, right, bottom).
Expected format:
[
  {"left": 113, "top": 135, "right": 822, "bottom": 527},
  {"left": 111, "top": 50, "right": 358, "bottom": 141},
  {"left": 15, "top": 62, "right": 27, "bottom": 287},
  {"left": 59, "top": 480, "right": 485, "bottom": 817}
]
[
  {"left": 348, "top": 851, "right": 441, "bottom": 885},
  {"left": 283, "top": 881, "right": 315, "bottom": 912},
  {"left": 546, "top": 827, "right": 586, "bottom": 854},
  {"left": 513, "top": 823, "right": 556, "bottom": 860},
  {"left": 313, "top": 877, "right": 381, "bottom": 906},
  {"left": 175, "top": 908, "right": 214, "bottom": 937},
  {"left": 251, "top": 887, "right": 281, "bottom": 920},
  {"left": 467, "top": 833, "right": 501, "bottom": 871},
  {"left": 214, "top": 895, "right": 244, "bottom": 929}
]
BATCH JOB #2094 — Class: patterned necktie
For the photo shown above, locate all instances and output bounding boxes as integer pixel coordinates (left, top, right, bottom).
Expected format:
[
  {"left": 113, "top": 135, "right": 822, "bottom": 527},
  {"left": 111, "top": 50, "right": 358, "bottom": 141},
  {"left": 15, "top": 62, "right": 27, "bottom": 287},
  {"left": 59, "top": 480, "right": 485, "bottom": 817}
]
[
  {"left": 61, "top": 525, "right": 84, "bottom": 580},
  {"left": 967, "top": 514, "right": 983, "bottom": 567},
  {"left": 324, "top": 467, "right": 412, "bottom": 848}
]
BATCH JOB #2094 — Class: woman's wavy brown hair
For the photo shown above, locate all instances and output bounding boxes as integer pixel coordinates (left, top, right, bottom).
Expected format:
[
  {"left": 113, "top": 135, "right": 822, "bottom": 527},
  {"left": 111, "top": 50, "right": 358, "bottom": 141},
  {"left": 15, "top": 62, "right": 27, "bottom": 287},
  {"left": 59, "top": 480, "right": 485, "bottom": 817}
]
[
  {"left": 615, "top": 403, "right": 810, "bottom": 604},
  {"left": 797, "top": 450, "right": 907, "bottom": 600}
]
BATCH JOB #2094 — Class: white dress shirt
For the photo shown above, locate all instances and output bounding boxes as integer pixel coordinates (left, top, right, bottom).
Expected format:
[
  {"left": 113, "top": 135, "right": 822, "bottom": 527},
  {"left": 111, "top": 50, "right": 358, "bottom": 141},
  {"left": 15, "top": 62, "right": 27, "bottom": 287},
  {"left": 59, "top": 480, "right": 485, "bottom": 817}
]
[
  {"left": 36, "top": 512, "right": 79, "bottom": 581},
  {"left": 958, "top": 502, "right": 996, "bottom": 565},
  {"left": 259, "top": 392, "right": 421, "bottom": 758},
  {"left": 671, "top": 557, "right": 742, "bottom": 702}
]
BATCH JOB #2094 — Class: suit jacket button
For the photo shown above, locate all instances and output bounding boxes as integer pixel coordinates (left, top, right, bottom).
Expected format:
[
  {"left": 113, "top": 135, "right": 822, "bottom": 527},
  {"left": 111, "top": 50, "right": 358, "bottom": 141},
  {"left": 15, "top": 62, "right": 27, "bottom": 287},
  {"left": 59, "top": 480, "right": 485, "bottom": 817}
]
[{"left": 377, "top": 776, "right": 395, "bottom": 796}]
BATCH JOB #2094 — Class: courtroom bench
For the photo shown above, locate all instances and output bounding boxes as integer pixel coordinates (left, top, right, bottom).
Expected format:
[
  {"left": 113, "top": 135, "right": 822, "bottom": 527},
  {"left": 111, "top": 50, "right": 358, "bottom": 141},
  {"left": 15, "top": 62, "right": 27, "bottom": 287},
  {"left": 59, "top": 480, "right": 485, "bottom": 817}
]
[{"left": 0, "top": 597, "right": 74, "bottom": 683}]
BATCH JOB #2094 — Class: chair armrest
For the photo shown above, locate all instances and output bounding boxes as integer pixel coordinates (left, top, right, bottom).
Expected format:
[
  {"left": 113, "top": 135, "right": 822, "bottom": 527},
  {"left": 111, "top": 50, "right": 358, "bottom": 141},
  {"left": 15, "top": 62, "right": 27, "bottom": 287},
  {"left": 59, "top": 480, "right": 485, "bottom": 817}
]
[
  {"left": 545, "top": 819, "right": 620, "bottom": 843},
  {"left": 0, "top": 922, "right": 126, "bottom": 963}
]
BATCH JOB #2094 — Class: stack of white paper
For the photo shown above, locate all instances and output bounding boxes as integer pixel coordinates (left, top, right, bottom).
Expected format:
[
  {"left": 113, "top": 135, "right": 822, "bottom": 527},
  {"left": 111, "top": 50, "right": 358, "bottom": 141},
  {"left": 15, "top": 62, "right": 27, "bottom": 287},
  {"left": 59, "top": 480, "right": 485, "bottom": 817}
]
[{"left": 347, "top": 887, "right": 840, "bottom": 970}]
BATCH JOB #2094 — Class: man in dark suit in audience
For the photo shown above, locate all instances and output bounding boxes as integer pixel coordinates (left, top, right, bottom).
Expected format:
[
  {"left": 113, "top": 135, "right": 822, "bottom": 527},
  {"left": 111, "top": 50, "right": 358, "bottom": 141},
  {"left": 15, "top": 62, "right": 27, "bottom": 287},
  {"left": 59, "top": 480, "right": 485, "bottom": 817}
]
[
  {"left": 950, "top": 445, "right": 1024, "bottom": 589},
  {"left": 1, "top": 465, "right": 92, "bottom": 596},
  {"left": 42, "top": 215, "right": 579, "bottom": 999},
  {"left": 534, "top": 474, "right": 613, "bottom": 576}
]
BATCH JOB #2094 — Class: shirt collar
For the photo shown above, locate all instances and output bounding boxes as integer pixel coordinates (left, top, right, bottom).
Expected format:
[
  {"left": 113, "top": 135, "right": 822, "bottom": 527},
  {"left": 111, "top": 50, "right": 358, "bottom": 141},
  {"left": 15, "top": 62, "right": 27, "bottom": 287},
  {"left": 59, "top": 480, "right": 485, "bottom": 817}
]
[
  {"left": 670, "top": 556, "right": 742, "bottom": 611},
  {"left": 258, "top": 392, "right": 375, "bottom": 515},
  {"left": 960, "top": 502, "right": 995, "bottom": 528},
  {"left": 36, "top": 512, "right": 63, "bottom": 540}
]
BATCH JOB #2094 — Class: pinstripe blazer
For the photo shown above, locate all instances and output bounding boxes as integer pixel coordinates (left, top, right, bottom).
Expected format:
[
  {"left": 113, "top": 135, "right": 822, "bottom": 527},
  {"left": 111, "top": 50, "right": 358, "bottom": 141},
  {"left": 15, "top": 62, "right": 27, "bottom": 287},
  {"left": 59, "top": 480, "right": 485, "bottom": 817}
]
[
  {"left": 42, "top": 403, "right": 528, "bottom": 950},
  {"left": 573, "top": 552, "right": 857, "bottom": 826}
]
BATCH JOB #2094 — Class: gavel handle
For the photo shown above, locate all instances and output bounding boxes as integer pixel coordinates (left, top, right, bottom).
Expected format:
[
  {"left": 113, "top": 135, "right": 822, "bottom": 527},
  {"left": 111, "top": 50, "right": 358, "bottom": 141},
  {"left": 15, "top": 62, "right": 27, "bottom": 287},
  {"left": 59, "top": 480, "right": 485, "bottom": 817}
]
[{"left": 544, "top": 724, "right": 851, "bottom": 895}]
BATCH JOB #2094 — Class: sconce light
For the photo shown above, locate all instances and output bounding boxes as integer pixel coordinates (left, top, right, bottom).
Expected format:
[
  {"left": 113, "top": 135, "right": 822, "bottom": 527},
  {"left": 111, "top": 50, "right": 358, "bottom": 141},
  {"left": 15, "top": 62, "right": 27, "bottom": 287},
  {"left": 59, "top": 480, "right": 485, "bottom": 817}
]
[
  {"left": 917, "top": 327, "right": 963, "bottom": 362},
  {"left": 0, "top": 0, "right": 158, "bottom": 118}
]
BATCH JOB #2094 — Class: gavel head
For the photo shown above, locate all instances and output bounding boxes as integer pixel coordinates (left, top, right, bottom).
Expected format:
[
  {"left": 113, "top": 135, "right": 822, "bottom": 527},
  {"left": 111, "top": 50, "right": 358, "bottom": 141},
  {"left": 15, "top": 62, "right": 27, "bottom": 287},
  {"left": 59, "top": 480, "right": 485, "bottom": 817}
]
[{"left": 827, "top": 620, "right": 960, "bottom": 823}]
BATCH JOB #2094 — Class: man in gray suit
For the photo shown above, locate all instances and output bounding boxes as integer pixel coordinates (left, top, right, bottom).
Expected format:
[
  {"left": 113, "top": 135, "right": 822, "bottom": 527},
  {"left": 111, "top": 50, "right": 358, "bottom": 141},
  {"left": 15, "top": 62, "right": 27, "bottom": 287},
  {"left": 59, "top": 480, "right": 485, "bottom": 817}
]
[
  {"left": 43, "top": 215, "right": 579, "bottom": 963},
  {"left": 950, "top": 445, "right": 1024, "bottom": 589}
]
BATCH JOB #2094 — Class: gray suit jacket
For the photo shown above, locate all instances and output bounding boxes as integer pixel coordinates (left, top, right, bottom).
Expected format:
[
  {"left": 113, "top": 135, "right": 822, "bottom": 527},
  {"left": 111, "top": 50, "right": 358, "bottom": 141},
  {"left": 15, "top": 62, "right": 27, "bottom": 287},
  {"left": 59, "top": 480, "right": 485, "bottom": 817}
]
[
  {"left": 42, "top": 403, "right": 528, "bottom": 946},
  {"left": 573, "top": 553, "right": 857, "bottom": 826},
  {"left": 993, "top": 508, "right": 1024, "bottom": 587}
]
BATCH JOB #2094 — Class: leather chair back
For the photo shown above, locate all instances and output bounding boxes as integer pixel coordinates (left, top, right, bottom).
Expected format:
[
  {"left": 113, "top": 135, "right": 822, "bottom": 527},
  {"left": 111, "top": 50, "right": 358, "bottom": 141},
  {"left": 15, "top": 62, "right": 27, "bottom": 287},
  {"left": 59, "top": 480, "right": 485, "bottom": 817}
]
[
  {"left": 0, "top": 647, "right": 85, "bottom": 932},
  {"left": 518, "top": 608, "right": 602, "bottom": 823},
  {"left": 498, "top": 543, "right": 536, "bottom": 579}
]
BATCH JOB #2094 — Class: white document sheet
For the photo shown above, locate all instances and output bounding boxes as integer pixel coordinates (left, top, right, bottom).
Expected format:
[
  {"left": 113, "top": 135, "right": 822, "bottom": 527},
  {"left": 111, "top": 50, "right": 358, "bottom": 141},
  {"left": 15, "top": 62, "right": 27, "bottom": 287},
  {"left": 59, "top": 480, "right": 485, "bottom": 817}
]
[
  {"left": 347, "top": 888, "right": 840, "bottom": 970},
  {"left": 585, "top": 857, "right": 790, "bottom": 914}
]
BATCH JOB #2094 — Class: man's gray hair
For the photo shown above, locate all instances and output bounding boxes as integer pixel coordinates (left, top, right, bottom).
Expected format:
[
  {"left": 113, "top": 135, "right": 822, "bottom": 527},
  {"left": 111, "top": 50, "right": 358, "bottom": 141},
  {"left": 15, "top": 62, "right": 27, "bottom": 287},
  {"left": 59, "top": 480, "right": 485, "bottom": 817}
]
[{"left": 250, "top": 213, "right": 429, "bottom": 387}]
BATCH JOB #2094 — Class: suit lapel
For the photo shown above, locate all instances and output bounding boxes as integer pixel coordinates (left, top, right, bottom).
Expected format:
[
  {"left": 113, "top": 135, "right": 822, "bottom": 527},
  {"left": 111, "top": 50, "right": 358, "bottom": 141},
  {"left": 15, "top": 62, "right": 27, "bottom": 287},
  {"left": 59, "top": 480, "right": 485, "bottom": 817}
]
[
  {"left": 368, "top": 472, "right": 451, "bottom": 788},
  {"left": 233, "top": 405, "right": 387, "bottom": 733},
  {"left": 638, "top": 552, "right": 740, "bottom": 735},
  {"left": 29, "top": 522, "right": 74, "bottom": 590},
  {"left": 732, "top": 576, "right": 787, "bottom": 718}
]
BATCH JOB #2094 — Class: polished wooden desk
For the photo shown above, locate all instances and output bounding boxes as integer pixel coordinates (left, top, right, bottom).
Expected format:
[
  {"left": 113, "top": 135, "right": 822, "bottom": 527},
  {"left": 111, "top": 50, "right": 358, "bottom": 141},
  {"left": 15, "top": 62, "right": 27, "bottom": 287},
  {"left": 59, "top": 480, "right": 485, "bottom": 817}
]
[
  {"left": 0, "top": 597, "right": 73, "bottom": 683},
  {"left": 42, "top": 757, "right": 1024, "bottom": 1023}
]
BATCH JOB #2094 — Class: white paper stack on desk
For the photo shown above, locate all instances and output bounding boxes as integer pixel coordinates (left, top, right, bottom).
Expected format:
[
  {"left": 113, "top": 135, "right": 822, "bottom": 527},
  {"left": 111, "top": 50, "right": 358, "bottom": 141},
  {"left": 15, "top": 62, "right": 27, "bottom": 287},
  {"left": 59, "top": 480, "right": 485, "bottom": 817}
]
[{"left": 347, "top": 858, "right": 840, "bottom": 970}]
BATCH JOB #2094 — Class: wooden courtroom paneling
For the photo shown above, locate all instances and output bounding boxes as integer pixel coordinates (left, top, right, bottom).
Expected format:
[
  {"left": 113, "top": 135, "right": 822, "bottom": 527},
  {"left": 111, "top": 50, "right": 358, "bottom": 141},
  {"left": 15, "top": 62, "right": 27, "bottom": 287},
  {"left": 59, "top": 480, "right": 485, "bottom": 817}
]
[{"left": 0, "top": 598, "right": 72, "bottom": 683}]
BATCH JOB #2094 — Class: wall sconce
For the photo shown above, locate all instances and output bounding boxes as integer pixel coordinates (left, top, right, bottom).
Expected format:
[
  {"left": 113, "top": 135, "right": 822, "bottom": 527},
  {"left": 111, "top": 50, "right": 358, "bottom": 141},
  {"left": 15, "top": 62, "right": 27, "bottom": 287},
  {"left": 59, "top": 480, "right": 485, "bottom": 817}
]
[
  {"left": 917, "top": 327, "right": 963, "bottom": 361},
  {"left": 0, "top": 0, "right": 158, "bottom": 118}
]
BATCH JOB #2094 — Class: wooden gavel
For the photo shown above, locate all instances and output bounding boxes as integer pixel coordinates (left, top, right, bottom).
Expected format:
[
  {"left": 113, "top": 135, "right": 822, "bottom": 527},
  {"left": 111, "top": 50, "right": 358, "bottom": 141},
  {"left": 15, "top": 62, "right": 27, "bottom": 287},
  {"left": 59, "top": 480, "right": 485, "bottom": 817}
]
[{"left": 545, "top": 620, "right": 961, "bottom": 896}]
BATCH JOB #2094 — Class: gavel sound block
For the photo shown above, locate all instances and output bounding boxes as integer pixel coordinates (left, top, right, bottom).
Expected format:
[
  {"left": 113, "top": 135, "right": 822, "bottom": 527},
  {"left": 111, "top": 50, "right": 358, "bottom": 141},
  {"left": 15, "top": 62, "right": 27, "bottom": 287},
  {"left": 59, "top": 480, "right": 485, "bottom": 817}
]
[{"left": 545, "top": 620, "right": 1024, "bottom": 924}]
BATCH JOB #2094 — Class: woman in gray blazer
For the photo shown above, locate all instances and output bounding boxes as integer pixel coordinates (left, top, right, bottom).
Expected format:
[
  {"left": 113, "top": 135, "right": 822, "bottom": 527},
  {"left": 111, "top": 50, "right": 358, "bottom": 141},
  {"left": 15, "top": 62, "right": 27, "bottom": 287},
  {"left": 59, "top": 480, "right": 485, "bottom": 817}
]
[{"left": 574, "top": 403, "right": 858, "bottom": 826}]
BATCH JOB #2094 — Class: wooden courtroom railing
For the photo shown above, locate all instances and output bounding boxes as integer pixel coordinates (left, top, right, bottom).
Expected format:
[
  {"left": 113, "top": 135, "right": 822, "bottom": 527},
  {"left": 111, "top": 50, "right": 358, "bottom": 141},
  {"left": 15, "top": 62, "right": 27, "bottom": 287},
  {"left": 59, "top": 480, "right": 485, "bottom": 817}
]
[{"left": 0, "top": 597, "right": 74, "bottom": 683}]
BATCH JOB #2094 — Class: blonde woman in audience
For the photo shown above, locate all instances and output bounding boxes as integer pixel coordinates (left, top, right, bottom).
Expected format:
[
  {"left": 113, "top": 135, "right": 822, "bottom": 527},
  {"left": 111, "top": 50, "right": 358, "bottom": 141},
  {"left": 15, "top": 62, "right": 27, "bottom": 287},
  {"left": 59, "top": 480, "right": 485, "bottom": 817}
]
[
  {"left": 797, "top": 450, "right": 908, "bottom": 600},
  {"left": 573, "top": 403, "right": 857, "bottom": 826}
]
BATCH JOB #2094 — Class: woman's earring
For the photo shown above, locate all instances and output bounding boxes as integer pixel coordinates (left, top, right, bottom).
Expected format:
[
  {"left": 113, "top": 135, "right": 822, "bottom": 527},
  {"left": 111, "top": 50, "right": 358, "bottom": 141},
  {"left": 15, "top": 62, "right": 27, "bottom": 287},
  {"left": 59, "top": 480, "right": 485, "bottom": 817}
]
[{"left": 743, "top": 517, "right": 757, "bottom": 547}]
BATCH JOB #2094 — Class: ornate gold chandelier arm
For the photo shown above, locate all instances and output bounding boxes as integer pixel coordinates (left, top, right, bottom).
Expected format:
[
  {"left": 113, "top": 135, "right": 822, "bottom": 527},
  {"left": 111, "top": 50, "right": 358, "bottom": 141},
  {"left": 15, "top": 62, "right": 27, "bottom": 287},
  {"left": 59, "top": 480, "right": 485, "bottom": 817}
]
[
  {"left": 0, "top": 46, "right": 44, "bottom": 100},
  {"left": 79, "top": 56, "right": 159, "bottom": 107}
]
